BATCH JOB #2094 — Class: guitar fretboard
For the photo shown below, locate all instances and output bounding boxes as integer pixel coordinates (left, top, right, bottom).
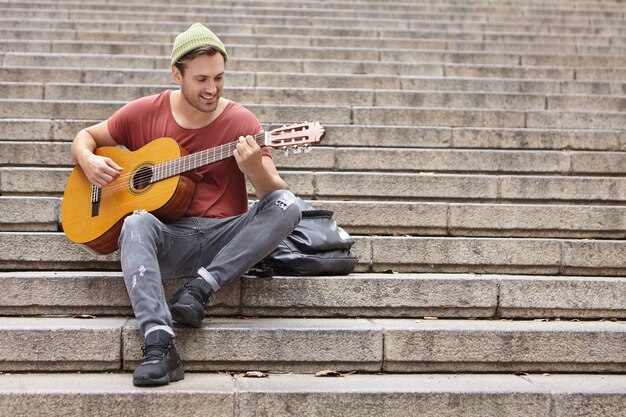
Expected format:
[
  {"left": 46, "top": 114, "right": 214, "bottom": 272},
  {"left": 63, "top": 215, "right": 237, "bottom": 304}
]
[{"left": 151, "top": 131, "right": 266, "bottom": 182}]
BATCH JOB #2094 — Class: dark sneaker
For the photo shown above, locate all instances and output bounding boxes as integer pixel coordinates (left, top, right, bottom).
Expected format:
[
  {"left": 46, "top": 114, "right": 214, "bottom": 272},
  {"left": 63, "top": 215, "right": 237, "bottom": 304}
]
[
  {"left": 170, "top": 278, "right": 212, "bottom": 328},
  {"left": 132, "top": 329, "right": 185, "bottom": 387}
]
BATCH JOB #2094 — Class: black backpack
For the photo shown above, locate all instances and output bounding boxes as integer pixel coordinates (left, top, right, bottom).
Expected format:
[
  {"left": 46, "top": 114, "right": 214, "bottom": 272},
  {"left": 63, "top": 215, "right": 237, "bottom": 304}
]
[{"left": 249, "top": 198, "right": 358, "bottom": 276}]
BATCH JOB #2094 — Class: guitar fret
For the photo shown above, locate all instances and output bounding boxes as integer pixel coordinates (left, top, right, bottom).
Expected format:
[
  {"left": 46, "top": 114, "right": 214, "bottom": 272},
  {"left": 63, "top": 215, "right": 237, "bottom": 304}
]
[{"left": 150, "top": 123, "right": 322, "bottom": 182}]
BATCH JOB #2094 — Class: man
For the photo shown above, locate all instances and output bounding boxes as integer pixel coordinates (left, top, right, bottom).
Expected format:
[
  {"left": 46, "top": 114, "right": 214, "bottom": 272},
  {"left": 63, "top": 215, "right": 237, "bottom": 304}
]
[{"left": 70, "top": 23, "right": 301, "bottom": 386}]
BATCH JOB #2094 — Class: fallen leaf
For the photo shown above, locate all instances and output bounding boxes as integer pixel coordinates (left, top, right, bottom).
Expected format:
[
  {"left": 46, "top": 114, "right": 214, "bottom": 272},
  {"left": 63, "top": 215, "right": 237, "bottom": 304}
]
[
  {"left": 73, "top": 314, "right": 96, "bottom": 319},
  {"left": 243, "top": 371, "right": 268, "bottom": 378},
  {"left": 315, "top": 370, "right": 343, "bottom": 377},
  {"left": 423, "top": 317, "right": 438, "bottom": 320},
  {"left": 514, "top": 372, "right": 529, "bottom": 376}
]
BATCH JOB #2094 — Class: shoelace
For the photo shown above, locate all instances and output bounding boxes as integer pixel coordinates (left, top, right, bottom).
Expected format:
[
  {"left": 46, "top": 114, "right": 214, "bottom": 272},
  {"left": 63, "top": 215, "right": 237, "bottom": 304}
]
[
  {"left": 174, "top": 283, "right": 207, "bottom": 304},
  {"left": 140, "top": 344, "right": 169, "bottom": 364}
]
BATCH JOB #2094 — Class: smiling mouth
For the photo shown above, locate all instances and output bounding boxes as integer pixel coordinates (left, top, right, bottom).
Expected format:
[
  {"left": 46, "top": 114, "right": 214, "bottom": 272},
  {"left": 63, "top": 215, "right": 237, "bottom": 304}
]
[{"left": 200, "top": 93, "right": 214, "bottom": 101}]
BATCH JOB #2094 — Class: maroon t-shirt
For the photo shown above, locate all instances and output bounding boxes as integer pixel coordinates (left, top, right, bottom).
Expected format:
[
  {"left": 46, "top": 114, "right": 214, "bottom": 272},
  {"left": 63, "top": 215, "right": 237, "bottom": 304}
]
[{"left": 107, "top": 90, "right": 269, "bottom": 218}]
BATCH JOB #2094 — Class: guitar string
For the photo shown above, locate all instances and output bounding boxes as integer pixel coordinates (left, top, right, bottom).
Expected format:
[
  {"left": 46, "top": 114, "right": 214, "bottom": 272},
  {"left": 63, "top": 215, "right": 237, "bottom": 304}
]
[
  {"left": 92, "top": 126, "right": 313, "bottom": 198},
  {"left": 95, "top": 132, "right": 268, "bottom": 196}
]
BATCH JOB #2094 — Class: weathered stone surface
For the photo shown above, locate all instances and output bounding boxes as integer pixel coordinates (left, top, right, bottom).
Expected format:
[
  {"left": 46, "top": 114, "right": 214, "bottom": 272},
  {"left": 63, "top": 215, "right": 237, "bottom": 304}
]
[
  {"left": 335, "top": 148, "right": 570, "bottom": 173},
  {"left": 0, "top": 119, "right": 54, "bottom": 141},
  {"left": 448, "top": 203, "right": 626, "bottom": 238},
  {"left": 570, "top": 152, "right": 626, "bottom": 174},
  {"left": 527, "top": 110, "right": 626, "bottom": 130},
  {"left": 0, "top": 142, "right": 72, "bottom": 166},
  {"left": 451, "top": 128, "right": 622, "bottom": 150},
  {"left": 353, "top": 107, "right": 526, "bottom": 127},
  {"left": 0, "top": 271, "right": 240, "bottom": 316},
  {"left": 241, "top": 273, "right": 498, "bottom": 318},
  {"left": 314, "top": 172, "right": 499, "bottom": 199},
  {"left": 526, "top": 374, "right": 626, "bottom": 417},
  {"left": 321, "top": 125, "right": 452, "bottom": 148},
  {"left": 0, "top": 196, "right": 59, "bottom": 231},
  {"left": 378, "top": 319, "right": 626, "bottom": 372},
  {"left": 374, "top": 90, "right": 546, "bottom": 110},
  {"left": 370, "top": 236, "right": 562, "bottom": 274},
  {"left": 0, "top": 373, "right": 235, "bottom": 417},
  {"left": 235, "top": 373, "right": 551, "bottom": 417},
  {"left": 499, "top": 176, "right": 626, "bottom": 202},
  {"left": 0, "top": 167, "right": 71, "bottom": 194},
  {"left": 124, "top": 318, "right": 383, "bottom": 372},
  {"left": 498, "top": 275, "right": 626, "bottom": 318},
  {"left": 321, "top": 201, "right": 448, "bottom": 234},
  {"left": 0, "top": 232, "right": 119, "bottom": 270},
  {"left": 2, "top": 373, "right": 624, "bottom": 417},
  {"left": 562, "top": 240, "right": 626, "bottom": 276},
  {"left": 0, "top": 317, "right": 124, "bottom": 371}
]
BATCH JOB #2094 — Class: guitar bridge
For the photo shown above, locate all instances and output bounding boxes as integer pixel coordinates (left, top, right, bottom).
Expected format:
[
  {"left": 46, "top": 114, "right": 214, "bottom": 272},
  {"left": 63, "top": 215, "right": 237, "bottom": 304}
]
[{"left": 91, "top": 185, "right": 101, "bottom": 217}]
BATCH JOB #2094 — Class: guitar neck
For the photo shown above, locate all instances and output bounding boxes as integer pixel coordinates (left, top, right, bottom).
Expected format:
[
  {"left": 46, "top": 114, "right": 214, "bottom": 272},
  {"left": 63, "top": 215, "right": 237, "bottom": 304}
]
[{"left": 151, "top": 131, "right": 266, "bottom": 182}]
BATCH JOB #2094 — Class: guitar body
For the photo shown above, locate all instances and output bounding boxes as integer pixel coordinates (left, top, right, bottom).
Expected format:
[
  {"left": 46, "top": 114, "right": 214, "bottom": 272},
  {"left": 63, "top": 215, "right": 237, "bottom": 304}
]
[{"left": 61, "top": 137, "right": 197, "bottom": 255}]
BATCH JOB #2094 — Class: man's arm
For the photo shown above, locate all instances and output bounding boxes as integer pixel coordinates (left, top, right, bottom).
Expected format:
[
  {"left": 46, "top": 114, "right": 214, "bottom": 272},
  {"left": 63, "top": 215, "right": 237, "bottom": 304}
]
[
  {"left": 234, "top": 135, "right": 286, "bottom": 199},
  {"left": 71, "top": 120, "right": 123, "bottom": 188}
]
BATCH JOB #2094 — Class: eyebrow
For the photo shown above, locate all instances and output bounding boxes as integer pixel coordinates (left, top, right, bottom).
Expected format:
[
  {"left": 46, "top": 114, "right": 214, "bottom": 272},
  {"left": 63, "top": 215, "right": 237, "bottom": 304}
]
[{"left": 194, "top": 72, "right": 224, "bottom": 79}]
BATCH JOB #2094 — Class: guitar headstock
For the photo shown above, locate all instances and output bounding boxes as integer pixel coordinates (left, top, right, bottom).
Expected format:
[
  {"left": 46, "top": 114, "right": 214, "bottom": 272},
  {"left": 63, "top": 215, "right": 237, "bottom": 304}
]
[{"left": 264, "top": 121, "right": 325, "bottom": 155}]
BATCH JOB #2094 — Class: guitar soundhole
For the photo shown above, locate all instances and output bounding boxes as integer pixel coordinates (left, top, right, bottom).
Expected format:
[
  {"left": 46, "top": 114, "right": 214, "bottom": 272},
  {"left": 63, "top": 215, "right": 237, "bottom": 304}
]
[{"left": 130, "top": 164, "right": 154, "bottom": 195}]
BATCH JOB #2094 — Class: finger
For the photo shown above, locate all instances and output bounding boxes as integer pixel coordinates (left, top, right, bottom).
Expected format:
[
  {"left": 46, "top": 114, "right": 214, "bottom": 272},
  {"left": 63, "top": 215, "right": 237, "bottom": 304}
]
[
  {"left": 106, "top": 158, "right": 123, "bottom": 172},
  {"left": 236, "top": 140, "right": 250, "bottom": 155},
  {"left": 245, "top": 135, "right": 258, "bottom": 148},
  {"left": 101, "top": 165, "right": 121, "bottom": 179}
]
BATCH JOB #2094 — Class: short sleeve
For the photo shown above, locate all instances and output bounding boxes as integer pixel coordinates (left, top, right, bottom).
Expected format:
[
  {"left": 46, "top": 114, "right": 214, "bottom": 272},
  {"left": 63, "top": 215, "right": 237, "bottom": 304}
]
[{"left": 106, "top": 103, "right": 131, "bottom": 147}]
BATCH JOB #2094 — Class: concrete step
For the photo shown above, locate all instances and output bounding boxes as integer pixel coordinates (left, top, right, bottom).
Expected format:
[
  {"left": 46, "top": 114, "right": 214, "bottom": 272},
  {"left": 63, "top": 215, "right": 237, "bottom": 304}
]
[
  {"left": 5, "top": 167, "right": 626, "bottom": 203},
  {"left": 0, "top": 373, "right": 624, "bottom": 417},
  {"left": 4, "top": 140, "right": 626, "bottom": 175},
  {"left": 2, "top": 37, "right": 625, "bottom": 67},
  {"left": 3, "top": 0, "right": 623, "bottom": 22},
  {"left": 2, "top": 17, "right": 625, "bottom": 46},
  {"left": 5, "top": 0, "right": 625, "bottom": 24},
  {"left": 0, "top": 316, "right": 624, "bottom": 373},
  {"left": 1, "top": 99, "right": 625, "bottom": 129},
  {"left": 6, "top": 82, "right": 626, "bottom": 112},
  {"left": 4, "top": 28, "right": 625, "bottom": 56},
  {"left": 2, "top": 119, "right": 623, "bottom": 151},
  {"left": 1, "top": 232, "right": 625, "bottom": 276},
  {"left": 4, "top": 53, "right": 607, "bottom": 81},
  {"left": 0, "top": 271, "right": 623, "bottom": 319},
  {"left": 353, "top": 107, "right": 626, "bottom": 129},
  {"left": 3, "top": 5, "right": 625, "bottom": 35},
  {"left": 3, "top": 51, "right": 626, "bottom": 92},
  {"left": 3, "top": 195, "right": 626, "bottom": 239},
  {"left": 2, "top": 60, "right": 624, "bottom": 86}
]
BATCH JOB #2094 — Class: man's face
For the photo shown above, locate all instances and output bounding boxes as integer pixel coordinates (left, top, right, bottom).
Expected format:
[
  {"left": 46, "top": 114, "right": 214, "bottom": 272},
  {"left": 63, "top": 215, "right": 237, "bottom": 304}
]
[{"left": 173, "top": 53, "right": 225, "bottom": 114}]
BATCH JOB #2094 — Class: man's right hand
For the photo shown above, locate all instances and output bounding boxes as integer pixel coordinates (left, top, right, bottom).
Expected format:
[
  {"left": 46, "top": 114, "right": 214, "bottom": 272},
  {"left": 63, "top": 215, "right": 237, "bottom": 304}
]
[
  {"left": 71, "top": 120, "right": 122, "bottom": 188},
  {"left": 79, "top": 153, "right": 123, "bottom": 188}
]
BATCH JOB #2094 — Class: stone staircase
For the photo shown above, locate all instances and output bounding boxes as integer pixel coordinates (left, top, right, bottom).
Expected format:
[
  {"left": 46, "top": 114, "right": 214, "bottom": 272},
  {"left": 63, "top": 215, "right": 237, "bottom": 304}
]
[{"left": 0, "top": 0, "right": 625, "bottom": 415}]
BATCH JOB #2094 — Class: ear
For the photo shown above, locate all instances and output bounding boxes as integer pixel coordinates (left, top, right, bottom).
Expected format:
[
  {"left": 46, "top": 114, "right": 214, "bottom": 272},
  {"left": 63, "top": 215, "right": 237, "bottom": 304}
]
[{"left": 171, "top": 66, "right": 183, "bottom": 86}]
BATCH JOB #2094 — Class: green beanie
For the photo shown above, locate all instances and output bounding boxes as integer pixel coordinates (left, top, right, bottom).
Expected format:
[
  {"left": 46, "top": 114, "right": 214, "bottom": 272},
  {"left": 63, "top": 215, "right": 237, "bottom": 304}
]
[{"left": 171, "top": 23, "right": 228, "bottom": 66}]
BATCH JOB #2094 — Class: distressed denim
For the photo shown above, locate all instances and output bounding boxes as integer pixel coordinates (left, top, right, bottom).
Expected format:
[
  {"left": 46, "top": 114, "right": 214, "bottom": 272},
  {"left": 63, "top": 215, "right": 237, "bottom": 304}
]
[{"left": 118, "top": 190, "right": 301, "bottom": 337}]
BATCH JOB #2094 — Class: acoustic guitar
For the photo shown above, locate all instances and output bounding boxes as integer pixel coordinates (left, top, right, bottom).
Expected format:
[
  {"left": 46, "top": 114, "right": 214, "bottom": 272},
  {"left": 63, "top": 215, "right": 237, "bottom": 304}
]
[{"left": 61, "top": 121, "right": 325, "bottom": 255}]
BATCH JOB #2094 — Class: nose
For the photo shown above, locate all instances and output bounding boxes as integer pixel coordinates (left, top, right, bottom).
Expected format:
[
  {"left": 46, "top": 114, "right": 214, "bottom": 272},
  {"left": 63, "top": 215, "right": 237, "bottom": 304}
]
[{"left": 205, "top": 80, "right": 217, "bottom": 96}]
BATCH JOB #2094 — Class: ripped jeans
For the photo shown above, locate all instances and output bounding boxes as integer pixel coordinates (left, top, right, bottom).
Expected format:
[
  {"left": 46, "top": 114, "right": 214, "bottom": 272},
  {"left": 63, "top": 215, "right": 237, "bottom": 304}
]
[{"left": 118, "top": 190, "right": 301, "bottom": 337}]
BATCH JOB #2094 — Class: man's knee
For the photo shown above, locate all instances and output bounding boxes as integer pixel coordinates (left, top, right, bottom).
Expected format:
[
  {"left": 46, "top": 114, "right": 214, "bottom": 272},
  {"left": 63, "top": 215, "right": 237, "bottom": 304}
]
[
  {"left": 265, "top": 190, "right": 301, "bottom": 226},
  {"left": 118, "top": 210, "right": 161, "bottom": 246}
]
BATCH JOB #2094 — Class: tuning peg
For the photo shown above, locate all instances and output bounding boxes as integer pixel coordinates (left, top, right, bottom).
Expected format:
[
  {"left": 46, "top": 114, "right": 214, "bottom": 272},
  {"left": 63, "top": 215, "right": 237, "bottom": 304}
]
[
  {"left": 303, "top": 144, "right": 312, "bottom": 153},
  {"left": 292, "top": 145, "right": 302, "bottom": 154},
  {"left": 281, "top": 146, "right": 289, "bottom": 157}
]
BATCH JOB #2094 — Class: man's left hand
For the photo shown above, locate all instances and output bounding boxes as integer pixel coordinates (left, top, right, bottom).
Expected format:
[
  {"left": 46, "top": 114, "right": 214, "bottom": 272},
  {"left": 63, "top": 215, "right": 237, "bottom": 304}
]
[{"left": 234, "top": 135, "right": 263, "bottom": 176}]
